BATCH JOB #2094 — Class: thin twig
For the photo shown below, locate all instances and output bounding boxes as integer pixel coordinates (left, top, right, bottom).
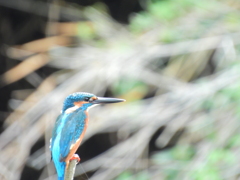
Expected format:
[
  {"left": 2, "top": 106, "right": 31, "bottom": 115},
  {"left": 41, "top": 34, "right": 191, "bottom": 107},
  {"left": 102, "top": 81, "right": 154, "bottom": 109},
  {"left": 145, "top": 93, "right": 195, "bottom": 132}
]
[{"left": 64, "top": 159, "right": 78, "bottom": 180}]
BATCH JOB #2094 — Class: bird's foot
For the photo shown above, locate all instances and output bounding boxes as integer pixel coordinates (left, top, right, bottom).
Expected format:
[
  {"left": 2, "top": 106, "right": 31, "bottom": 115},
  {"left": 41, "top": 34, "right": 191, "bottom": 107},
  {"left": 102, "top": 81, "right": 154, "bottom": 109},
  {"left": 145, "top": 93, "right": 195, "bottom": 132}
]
[{"left": 70, "top": 154, "right": 80, "bottom": 163}]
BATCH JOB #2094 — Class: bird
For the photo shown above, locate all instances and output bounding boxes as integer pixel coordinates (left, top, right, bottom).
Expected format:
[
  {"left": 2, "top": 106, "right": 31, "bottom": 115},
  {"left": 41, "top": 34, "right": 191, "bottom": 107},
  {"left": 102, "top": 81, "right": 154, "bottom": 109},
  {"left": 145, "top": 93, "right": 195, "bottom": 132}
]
[{"left": 50, "top": 92, "right": 125, "bottom": 180}]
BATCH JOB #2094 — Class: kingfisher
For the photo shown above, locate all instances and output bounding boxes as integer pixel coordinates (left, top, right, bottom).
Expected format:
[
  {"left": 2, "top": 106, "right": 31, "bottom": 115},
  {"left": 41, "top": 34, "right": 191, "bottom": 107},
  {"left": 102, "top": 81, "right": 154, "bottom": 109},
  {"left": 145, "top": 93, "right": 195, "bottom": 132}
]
[{"left": 50, "top": 92, "right": 125, "bottom": 180}]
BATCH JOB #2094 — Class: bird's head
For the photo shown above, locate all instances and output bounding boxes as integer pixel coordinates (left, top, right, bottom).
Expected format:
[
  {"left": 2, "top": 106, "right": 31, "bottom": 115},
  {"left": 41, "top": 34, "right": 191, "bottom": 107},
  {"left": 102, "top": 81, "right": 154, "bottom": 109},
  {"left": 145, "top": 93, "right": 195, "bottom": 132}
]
[{"left": 62, "top": 92, "right": 125, "bottom": 113}]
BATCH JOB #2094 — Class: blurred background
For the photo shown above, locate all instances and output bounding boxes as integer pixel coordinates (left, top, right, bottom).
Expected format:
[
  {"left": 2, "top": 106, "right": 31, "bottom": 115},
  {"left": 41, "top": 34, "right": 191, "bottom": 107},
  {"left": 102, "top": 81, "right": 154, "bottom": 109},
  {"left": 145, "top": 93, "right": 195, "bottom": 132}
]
[{"left": 0, "top": 0, "right": 240, "bottom": 180}]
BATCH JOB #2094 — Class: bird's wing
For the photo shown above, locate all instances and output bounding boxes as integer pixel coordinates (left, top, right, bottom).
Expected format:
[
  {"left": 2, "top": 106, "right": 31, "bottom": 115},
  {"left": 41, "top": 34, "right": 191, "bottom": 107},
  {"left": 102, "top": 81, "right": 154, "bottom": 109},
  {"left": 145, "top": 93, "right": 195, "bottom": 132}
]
[
  {"left": 50, "top": 114, "right": 63, "bottom": 151},
  {"left": 59, "top": 110, "right": 87, "bottom": 160}
]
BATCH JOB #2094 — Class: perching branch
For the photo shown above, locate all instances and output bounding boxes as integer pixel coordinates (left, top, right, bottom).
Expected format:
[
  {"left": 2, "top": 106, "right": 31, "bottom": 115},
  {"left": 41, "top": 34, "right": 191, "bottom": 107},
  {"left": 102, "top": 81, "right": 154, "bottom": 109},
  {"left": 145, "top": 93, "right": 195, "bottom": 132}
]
[{"left": 64, "top": 159, "right": 78, "bottom": 180}]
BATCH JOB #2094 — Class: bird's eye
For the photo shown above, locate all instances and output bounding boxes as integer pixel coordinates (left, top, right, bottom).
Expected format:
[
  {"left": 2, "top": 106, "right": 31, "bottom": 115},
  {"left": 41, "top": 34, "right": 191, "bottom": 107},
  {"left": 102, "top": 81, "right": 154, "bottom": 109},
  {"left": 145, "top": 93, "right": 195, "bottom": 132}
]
[{"left": 84, "top": 97, "right": 90, "bottom": 101}]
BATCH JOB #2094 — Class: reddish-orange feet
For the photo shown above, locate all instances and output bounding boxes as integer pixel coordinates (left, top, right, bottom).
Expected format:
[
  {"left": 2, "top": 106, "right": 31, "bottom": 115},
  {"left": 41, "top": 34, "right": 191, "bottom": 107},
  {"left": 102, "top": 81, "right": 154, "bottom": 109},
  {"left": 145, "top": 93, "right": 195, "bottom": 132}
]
[{"left": 70, "top": 154, "right": 80, "bottom": 163}]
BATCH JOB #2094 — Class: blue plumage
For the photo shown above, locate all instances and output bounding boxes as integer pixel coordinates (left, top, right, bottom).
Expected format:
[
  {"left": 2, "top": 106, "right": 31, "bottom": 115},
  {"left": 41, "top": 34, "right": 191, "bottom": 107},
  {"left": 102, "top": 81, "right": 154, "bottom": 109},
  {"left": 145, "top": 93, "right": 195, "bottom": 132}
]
[
  {"left": 51, "top": 114, "right": 66, "bottom": 179},
  {"left": 50, "top": 92, "right": 125, "bottom": 179},
  {"left": 59, "top": 111, "right": 86, "bottom": 160},
  {"left": 62, "top": 92, "right": 95, "bottom": 112},
  {"left": 51, "top": 111, "right": 86, "bottom": 179}
]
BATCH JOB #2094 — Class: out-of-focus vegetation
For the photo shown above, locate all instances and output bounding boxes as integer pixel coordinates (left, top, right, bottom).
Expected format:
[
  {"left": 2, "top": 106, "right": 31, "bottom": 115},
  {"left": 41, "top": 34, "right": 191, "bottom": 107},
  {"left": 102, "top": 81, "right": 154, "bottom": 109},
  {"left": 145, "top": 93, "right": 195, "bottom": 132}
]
[{"left": 0, "top": 0, "right": 240, "bottom": 180}]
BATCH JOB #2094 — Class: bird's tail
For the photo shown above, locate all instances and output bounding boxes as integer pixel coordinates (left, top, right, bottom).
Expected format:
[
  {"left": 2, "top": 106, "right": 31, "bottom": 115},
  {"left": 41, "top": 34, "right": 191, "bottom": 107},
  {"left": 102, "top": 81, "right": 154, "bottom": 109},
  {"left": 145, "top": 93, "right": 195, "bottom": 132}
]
[
  {"left": 56, "top": 161, "right": 66, "bottom": 180},
  {"left": 58, "top": 176, "right": 64, "bottom": 180}
]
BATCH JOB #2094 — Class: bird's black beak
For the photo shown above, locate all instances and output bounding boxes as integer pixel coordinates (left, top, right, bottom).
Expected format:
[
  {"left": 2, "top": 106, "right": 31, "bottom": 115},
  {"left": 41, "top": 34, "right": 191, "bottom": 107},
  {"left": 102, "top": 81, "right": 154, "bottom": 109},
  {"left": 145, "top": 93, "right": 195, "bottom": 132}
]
[{"left": 92, "top": 97, "right": 125, "bottom": 104}]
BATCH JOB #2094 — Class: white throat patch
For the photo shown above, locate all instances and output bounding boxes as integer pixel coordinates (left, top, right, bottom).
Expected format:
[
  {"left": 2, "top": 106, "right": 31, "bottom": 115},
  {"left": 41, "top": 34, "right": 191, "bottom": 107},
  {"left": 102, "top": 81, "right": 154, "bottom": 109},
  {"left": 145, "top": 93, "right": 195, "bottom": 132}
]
[{"left": 65, "top": 106, "right": 79, "bottom": 114}]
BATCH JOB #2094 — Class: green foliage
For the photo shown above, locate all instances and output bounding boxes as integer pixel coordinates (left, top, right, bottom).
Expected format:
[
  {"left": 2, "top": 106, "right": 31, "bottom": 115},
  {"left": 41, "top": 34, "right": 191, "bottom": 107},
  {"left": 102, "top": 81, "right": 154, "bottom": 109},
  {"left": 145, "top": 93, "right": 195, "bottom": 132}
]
[
  {"left": 224, "top": 12, "right": 240, "bottom": 30},
  {"left": 151, "top": 150, "right": 174, "bottom": 164},
  {"left": 129, "top": 0, "right": 193, "bottom": 34},
  {"left": 150, "top": 146, "right": 195, "bottom": 179},
  {"left": 208, "top": 149, "right": 235, "bottom": 165},
  {"left": 152, "top": 145, "right": 195, "bottom": 163},
  {"left": 158, "top": 28, "right": 179, "bottom": 43},
  {"left": 148, "top": 0, "right": 188, "bottom": 21},
  {"left": 111, "top": 77, "right": 148, "bottom": 101},
  {"left": 191, "top": 149, "right": 236, "bottom": 180},
  {"left": 200, "top": 97, "right": 216, "bottom": 111},
  {"left": 148, "top": 1, "right": 178, "bottom": 21},
  {"left": 192, "top": 164, "right": 222, "bottom": 180},
  {"left": 226, "top": 135, "right": 240, "bottom": 148},
  {"left": 199, "top": 81, "right": 240, "bottom": 113},
  {"left": 220, "top": 84, "right": 240, "bottom": 102},
  {"left": 135, "top": 171, "right": 150, "bottom": 180},
  {"left": 129, "top": 0, "right": 240, "bottom": 43},
  {"left": 219, "top": 83, "right": 240, "bottom": 117},
  {"left": 191, "top": 81, "right": 240, "bottom": 180},
  {"left": 115, "top": 171, "right": 133, "bottom": 180},
  {"left": 77, "top": 22, "right": 96, "bottom": 40},
  {"left": 171, "top": 145, "right": 195, "bottom": 161},
  {"left": 129, "top": 12, "right": 155, "bottom": 33},
  {"left": 148, "top": 79, "right": 240, "bottom": 179},
  {"left": 164, "top": 169, "right": 179, "bottom": 180},
  {"left": 114, "top": 170, "right": 151, "bottom": 180}
]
